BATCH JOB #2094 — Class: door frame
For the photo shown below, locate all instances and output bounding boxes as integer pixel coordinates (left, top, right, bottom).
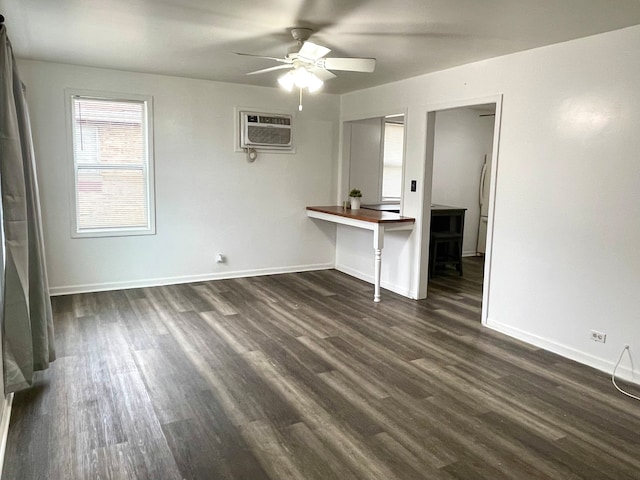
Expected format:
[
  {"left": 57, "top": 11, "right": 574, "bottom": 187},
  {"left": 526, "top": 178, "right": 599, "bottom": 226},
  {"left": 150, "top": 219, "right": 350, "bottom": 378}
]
[{"left": 416, "top": 94, "right": 503, "bottom": 326}]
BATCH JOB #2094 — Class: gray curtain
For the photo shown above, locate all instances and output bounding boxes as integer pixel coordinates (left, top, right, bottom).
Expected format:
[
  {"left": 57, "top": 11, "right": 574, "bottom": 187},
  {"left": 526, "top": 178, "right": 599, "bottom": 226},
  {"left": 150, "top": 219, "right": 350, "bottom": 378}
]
[{"left": 0, "top": 24, "right": 55, "bottom": 393}]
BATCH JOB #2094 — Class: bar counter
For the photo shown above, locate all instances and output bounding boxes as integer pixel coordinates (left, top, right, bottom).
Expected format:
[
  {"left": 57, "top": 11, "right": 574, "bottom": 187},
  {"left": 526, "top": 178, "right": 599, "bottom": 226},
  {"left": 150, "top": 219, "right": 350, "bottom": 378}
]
[{"left": 306, "top": 206, "right": 415, "bottom": 302}]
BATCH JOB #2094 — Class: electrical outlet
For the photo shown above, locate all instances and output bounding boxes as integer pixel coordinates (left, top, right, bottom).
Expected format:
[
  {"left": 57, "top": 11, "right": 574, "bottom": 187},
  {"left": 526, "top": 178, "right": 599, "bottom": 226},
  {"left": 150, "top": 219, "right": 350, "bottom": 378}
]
[{"left": 590, "top": 330, "right": 606, "bottom": 343}]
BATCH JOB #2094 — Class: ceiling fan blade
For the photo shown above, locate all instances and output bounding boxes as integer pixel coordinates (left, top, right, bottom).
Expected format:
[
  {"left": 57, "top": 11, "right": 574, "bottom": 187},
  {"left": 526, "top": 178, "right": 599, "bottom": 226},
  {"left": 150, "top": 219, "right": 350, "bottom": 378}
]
[
  {"left": 298, "top": 41, "right": 331, "bottom": 61},
  {"left": 234, "top": 52, "right": 289, "bottom": 64},
  {"left": 246, "top": 65, "right": 293, "bottom": 76},
  {"left": 322, "top": 57, "right": 376, "bottom": 72},
  {"left": 310, "top": 67, "right": 336, "bottom": 81}
]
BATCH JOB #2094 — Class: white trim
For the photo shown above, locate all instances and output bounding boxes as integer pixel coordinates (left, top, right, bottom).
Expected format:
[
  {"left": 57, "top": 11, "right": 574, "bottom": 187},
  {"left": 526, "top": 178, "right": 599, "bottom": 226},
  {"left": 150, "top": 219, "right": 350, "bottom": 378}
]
[
  {"left": 416, "top": 93, "right": 503, "bottom": 325},
  {"left": 376, "top": 117, "right": 385, "bottom": 202},
  {"left": 49, "top": 262, "right": 334, "bottom": 296},
  {"left": 423, "top": 95, "right": 504, "bottom": 114},
  {"left": 0, "top": 393, "right": 14, "bottom": 478},
  {"left": 64, "top": 89, "right": 156, "bottom": 239},
  {"left": 486, "top": 318, "right": 640, "bottom": 386},
  {"left": 335, "top": 263, "right": 414, "bottom": 299},
  {"left": 341, "top": 107, "right": 409, "bottom": 124},
  {"left": 481, "top": 97, "right": 503, "bottom": 327}
]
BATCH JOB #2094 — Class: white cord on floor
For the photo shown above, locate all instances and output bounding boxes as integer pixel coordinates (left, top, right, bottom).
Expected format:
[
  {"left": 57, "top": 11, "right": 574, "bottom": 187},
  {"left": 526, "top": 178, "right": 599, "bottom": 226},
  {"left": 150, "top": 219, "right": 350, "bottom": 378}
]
[{"left": 611, "top": 345, "right": 640, "bottom": 402}]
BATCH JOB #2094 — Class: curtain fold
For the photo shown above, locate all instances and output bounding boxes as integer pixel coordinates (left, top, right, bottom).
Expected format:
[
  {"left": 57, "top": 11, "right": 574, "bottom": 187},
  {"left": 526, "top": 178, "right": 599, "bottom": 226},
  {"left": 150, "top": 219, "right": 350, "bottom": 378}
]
[{"left": 0, "top": 24, "right": 55, "bottom": 393}]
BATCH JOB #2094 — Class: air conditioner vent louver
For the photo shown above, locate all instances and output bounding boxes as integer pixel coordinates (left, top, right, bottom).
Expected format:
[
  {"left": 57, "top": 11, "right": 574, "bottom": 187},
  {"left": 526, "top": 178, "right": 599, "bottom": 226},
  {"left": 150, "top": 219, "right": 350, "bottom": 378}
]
[
  {"left": 247, "top": 126, "right": 291, "bottom": 145},
  {"left": 240, "top": 111, "right": 293, "bottom": 150}
]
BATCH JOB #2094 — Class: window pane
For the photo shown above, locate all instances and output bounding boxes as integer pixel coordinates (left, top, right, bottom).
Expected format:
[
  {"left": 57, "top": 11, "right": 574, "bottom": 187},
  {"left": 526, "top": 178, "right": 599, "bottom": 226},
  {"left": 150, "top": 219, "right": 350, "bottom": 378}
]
[
  {"left": 70, "top": 92, "right": 154, "bottom": 236},
  {"left": 382, "top": 123, "right": 404, "bottom": 199},
  {"left": 72, "top": 98, "right": 145, "bottom": 166},
  {"left": 76, "top": 168, "right": 148, "bottom": 230}
]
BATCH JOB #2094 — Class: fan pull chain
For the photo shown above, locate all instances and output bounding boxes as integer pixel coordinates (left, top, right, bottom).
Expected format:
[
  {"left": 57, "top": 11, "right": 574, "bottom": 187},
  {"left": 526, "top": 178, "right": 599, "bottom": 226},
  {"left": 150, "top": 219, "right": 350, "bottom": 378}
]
[{"left": 299, "top": 88, "right": 303, "bottom": 111}]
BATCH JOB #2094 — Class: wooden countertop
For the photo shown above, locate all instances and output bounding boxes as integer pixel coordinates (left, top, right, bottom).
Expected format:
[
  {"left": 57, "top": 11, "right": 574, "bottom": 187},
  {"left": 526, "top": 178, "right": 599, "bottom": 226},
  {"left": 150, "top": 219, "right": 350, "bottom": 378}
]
[
  {"left": 306, "top": 206, "right": 415, "bottom": 224},
  {"left": 362, "top": 203, "right": 401, "bottom": 213}
]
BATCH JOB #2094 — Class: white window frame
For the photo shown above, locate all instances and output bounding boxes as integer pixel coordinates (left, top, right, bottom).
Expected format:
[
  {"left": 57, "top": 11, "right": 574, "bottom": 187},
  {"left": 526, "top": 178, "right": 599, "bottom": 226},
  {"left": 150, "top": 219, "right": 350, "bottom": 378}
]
[
  {"left": 380, "top": 119, "right": 405, "bottom": 202},
  {"left": 65, "top": 89, "right": 156, "bottom": 238}
]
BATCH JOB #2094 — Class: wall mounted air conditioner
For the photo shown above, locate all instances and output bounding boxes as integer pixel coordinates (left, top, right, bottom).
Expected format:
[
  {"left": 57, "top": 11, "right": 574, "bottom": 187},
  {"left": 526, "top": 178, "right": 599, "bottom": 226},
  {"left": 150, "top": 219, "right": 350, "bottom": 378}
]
[{"left": 239, "top": 111, "right": 293, "bottom": 150}]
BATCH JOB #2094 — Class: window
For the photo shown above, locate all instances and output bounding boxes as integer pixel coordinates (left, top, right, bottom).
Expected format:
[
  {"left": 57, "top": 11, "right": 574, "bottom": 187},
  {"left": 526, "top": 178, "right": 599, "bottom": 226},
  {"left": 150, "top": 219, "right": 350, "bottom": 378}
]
[
  {"left": 381, "top": 120, "right": 404, "bottom": 200},
  {"left": 67, "top": 91, "right": 155, "bottom": 237}
]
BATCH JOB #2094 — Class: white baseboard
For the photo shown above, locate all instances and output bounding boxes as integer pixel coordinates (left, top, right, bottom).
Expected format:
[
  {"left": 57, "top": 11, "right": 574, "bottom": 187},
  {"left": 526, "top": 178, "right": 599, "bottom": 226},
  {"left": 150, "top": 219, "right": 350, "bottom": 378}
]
[
  {"left": 49, "top": 262, "right": 335, "bottom": 296},
  {"left": 0, "top": 393, "right": 14, "bottom": 479},
  {"left": 486, "top": 318, "right": 639, "bottom": 386},
  {"left": 335, "top": 263, "right": 415, "bottom": 299}
]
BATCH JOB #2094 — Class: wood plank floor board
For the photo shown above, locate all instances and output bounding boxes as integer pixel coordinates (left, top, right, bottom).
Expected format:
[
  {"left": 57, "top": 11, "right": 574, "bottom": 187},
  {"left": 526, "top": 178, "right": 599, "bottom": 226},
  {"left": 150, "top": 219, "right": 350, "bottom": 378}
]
[
  {"left": 260, "top": 334, "right": 335, "bottom": 375},
  {"left": 317, "top": 375, "right": 456, "bottom": 471},
  {"left": 553, "top": 435, "right": 640, "bottom": 480},
  {"left": 236, "top": 300, "right": 319, "bottom": 345},
  {"left": 190, "top": 284, "right": 239, "bottom": 316},
  {"left": 427, "top": 398, "right": 565, "bottom": 479},
  {"left": 418, "top": 403, "right": 555, "bottom": 480},
  {"left": 474, "top": 371, "right": 640, "bottom": 470},
  {"left": 310, "top": 304, "right": 435, "bottom": 362},
  {"left": 175, "top": 283, "right": 221, "bottom": 313},
  {"left": 476, "top": 410, "right": 624, "bottom": 480},
  {"left": 88, "top": 442, "right": 145, "bottom": 480},
  {"left": 5, "top": 257, "right": 640, "bottom": 479},
  {"left": 161, "top": 415, "right": 270, "bottom": 480},
  {"left": 264, "top": 301, "right": 335, "bottom": 340},
  {"left": 1, "top": 385, "right": 51, "bottom": 479},
  {"left": 325, "top": 335, "right": 433, "bottom": 399},
  {"left": 257, "top": 341, "right": 385, "bottom": 438},
  {"left": 174, "top": 328, "right": 304, "bottom": 429},
  {"left": 297, "top": 334, "right": 393, "bottom": 400},
  {"left": 285, "top": 421, "right": 364, "bottom": 480},
  {"left": 132, "top": 346, "right": 201, "bottom": 425},
  {"left": 157, "top": 284, "right": 197, "bottom": 313},
  {"left": 444, "top": 365, "right": 568, "bottom": 442},
  {"left": 368, "top": 431, "right": 459, "bottom": 480}
]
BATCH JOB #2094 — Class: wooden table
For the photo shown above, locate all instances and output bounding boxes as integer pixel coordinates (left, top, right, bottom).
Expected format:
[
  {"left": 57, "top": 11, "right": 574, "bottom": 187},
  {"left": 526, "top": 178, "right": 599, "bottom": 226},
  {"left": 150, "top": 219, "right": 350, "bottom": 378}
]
[{"left": 306, "top": 206, "right": 415, "bottom": 302}]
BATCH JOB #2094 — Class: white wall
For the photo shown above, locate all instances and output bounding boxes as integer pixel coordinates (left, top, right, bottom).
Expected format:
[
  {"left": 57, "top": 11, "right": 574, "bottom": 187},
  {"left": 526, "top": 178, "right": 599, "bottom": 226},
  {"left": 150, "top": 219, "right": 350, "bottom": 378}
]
[
  {"left": 19, "top": 60, "right": 340, "bottom": 294},
  {"left": 339, "top": 25, "right": 640, "bottom": 382},
  {"left": 432, "top": 107, "right": 495, "bottom": 255},
  {"left": 347, "top": 117, "right": 382, "bottom": 203}
]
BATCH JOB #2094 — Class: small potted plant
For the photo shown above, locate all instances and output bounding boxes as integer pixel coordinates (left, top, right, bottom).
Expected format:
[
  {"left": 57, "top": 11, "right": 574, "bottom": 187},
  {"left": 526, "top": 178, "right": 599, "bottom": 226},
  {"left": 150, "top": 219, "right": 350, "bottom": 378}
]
[{"left": 349, "top": 188, "right": 362, "bottom": 209}]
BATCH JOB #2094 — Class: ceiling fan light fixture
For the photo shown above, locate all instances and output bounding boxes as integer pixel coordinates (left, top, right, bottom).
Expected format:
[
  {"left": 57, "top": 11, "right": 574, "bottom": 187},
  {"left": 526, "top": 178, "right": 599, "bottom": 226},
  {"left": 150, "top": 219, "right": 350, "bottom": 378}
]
[
  {"left": 292, "top": 67, "right": 312, "bottom": 88},
  {"left": 278, "top": 67, "right": 323, "bottom": 93},
  {"left": 306, "top": 73, "right": 323, "bottom": 93},
  {"left": 277, "top": 71, "right": 295, "bottom": 91},
  {"left": 238, "top": 27, "right": 377, "bottom": 105}
]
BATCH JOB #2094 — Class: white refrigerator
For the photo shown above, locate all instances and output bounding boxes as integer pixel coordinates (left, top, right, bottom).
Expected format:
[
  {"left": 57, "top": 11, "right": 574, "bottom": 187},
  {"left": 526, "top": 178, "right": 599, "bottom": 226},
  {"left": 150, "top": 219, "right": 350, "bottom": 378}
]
[{"left": 477, "top": 154, "right": 491, "bottom": 254}]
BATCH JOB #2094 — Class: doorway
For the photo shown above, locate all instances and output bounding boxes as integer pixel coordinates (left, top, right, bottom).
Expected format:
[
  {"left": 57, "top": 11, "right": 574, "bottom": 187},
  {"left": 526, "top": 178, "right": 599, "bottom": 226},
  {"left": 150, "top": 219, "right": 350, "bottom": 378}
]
[{"left": 420, "top": 96, "right": 502, "bottom": 325}]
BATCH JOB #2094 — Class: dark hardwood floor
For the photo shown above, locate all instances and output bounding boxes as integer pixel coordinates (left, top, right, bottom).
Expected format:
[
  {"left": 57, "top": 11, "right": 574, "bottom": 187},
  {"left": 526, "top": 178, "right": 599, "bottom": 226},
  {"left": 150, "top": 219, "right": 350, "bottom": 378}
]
[{"left": 4, "top": 257, "right": 640, "bottom": 479}]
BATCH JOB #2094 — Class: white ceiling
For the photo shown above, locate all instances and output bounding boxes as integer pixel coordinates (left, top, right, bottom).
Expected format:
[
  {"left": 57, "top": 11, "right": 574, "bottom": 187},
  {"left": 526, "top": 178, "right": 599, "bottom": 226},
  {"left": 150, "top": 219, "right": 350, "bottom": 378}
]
[{"left": 2, "top": 0, "right": 640, "bottom": 94}]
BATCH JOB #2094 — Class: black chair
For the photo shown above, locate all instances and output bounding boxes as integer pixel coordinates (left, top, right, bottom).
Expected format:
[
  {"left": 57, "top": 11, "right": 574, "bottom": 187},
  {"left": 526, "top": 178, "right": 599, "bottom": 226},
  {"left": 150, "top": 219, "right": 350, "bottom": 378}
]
[{"left": 429, "top": 231, "right": 463, "bottom": 277}]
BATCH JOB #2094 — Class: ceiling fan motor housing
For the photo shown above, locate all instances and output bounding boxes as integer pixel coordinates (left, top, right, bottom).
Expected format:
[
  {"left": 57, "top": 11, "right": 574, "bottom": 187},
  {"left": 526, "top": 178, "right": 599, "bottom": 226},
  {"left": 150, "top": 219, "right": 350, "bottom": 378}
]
[{"left": 290, "top": 28, "right": 313, "bottom": 44}]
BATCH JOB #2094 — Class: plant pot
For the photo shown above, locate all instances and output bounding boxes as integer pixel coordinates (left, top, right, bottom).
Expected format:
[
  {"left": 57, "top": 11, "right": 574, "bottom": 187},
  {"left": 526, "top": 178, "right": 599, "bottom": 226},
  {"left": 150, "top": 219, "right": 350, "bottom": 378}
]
[{"left": 350, "top": 197, "right": 361, "bottom": 210}]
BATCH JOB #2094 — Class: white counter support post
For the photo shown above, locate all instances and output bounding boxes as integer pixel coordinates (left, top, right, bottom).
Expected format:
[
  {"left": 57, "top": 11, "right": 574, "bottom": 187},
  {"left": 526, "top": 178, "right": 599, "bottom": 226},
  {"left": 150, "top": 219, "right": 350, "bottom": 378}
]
[
  {"left": 306, "top": 206, "right": 415, "bottom": 302},
  {"left": 373, "top": 226, "right": 384, "bottom": 302}
]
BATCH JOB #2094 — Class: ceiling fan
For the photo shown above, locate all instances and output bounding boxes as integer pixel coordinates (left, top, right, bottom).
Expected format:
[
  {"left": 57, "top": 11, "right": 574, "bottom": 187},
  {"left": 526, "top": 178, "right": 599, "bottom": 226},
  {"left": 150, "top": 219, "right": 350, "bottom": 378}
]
[{"left": 235, "top": 28, "right": 376, "bottom": 109}]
